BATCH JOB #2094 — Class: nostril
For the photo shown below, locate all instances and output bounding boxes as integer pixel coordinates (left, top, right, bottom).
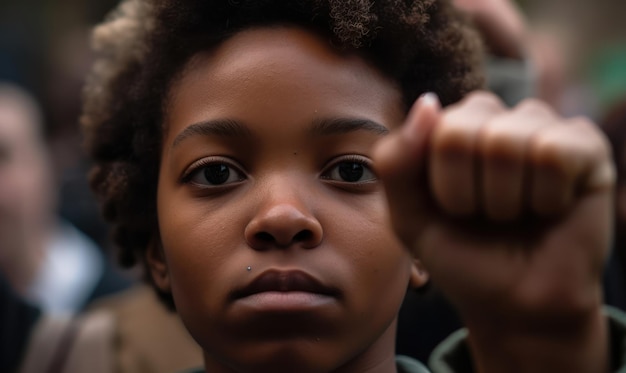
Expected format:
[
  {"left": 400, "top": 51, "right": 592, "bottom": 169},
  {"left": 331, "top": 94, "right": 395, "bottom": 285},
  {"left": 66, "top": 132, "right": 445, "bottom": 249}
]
[
  {"left": 294, "top": 230, "right": 313, "bottom": 242},
  {"left": 255, "top": 232, "right": 274, "bottom": 243},
  {"left": 253, "top": 230, "right": 314, "bottom": 246}
]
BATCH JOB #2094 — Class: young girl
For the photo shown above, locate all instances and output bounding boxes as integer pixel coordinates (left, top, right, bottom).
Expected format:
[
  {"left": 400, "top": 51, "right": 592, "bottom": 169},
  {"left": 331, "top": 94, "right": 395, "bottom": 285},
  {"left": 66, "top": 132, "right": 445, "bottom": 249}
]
[{"left": 82, "top": 0, "right": 626, "bottom": 372}]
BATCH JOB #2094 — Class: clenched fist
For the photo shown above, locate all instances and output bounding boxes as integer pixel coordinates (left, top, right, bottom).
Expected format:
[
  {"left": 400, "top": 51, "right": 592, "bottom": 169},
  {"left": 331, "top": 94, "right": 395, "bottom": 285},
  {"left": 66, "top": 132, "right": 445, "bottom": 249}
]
[{"left": 374, "top": 91, "right": 614, "bottom": 372}]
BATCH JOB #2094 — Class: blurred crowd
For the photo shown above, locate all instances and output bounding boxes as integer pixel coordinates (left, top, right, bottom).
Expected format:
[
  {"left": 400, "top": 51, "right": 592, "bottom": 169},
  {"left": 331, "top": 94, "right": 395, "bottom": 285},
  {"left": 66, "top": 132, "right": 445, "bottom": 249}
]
[{"left": 0, "top": 0, "right": 625, "bottom": 372}]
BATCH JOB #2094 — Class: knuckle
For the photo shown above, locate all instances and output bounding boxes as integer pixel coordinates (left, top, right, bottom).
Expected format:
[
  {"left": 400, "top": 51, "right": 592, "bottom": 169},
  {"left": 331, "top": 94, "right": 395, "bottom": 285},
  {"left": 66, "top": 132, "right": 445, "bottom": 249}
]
[
  {"left": 479, "top": 121, "right": 520, "bottom": 160},
  {"left": 568, "top": 117, "right": 611, "bottom": 155},
  {"left": 530, "top": 135, "right": 569, "bottom": 170},
  {"left": 432, "top": 120, "right": 475, "bottom": 155},
  {"left": 462, "top": 90, "right": 505, "bottom": 111},
  {"left": 514, "top": 98, "right": 554, "bottom": 115}
]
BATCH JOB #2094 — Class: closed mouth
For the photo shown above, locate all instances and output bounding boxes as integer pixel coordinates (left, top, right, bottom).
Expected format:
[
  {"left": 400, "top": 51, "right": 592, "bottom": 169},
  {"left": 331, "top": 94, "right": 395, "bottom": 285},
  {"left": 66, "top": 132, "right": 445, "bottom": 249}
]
[{"left": 231, "top": 269, "right": 340, "bottom": 300}]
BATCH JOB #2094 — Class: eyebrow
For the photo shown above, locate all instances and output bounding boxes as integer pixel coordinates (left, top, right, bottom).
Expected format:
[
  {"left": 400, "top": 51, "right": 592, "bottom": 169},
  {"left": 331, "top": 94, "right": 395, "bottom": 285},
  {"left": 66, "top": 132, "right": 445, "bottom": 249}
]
[
  {"left": 172, "top": 119, "right": 252, "bottom": 148},
  {"left": 310, "top": 118, "right": 390, "bottom": 136},
  {"left": 171, "top": 116, "right": 389, "bottom": 148}
]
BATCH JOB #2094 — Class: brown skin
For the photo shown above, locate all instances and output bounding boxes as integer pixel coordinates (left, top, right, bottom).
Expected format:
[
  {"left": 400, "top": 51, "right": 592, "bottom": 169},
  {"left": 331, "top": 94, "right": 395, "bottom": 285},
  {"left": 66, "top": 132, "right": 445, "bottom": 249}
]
[{"left": 148, "top": 26, "right": 614, "bottom": 373}]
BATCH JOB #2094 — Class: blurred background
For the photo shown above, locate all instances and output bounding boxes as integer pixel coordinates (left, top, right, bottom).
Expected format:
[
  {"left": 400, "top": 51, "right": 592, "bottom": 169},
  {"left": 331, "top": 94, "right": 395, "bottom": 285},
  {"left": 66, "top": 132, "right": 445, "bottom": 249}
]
[{"left": 0, "top": 0, "right": 120, "bottom": 250}]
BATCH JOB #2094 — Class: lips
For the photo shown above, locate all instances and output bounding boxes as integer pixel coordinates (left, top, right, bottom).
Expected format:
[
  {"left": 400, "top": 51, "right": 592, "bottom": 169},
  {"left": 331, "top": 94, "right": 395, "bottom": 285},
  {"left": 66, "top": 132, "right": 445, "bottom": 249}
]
[{"left": 231, "top": 270, "right": 339, "bottom": 300}]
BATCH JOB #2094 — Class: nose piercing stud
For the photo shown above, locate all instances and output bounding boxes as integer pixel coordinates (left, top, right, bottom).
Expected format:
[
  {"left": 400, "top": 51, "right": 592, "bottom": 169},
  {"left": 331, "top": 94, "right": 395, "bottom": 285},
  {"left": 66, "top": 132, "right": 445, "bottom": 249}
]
[{"left": 247, "top": 266, "right": 252, "bottom": 272}]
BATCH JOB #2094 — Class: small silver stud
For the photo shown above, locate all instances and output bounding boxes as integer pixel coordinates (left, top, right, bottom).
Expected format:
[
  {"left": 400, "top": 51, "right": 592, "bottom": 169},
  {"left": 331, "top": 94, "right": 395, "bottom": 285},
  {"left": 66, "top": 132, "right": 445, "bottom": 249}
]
[{"left": 246, "top": 266, "right": 252, "bottom": 272}]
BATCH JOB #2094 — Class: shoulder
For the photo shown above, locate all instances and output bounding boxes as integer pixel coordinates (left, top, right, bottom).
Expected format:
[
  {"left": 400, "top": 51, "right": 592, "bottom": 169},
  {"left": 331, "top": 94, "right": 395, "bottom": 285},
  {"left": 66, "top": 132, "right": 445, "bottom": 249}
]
[
  {"left": 18, "top": 310, "right": 115, "bottom": 373},
  {"left": 396, "top": 355, "right": 432, "bottom": 373},
  {"left": 88, "top": 285, "right": 203, "bottom": 373},
  {"left": 428, "top": 307, "right": 626, "bottom": 373},
  {"left": 605, "top": 306, "right": 626, "bottom": 372}
]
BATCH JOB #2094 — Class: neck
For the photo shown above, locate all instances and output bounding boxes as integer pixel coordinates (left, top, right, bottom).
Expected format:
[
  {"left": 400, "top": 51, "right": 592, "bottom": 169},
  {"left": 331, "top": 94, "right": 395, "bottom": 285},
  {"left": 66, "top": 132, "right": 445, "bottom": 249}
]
[{"left": 202, "top": 319, "right": 401, "bottom": 373}]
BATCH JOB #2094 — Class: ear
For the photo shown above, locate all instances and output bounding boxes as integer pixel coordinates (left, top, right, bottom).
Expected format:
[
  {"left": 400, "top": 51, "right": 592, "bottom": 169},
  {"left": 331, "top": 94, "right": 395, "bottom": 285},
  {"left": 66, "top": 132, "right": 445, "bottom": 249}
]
[
  {"left": 408, "top": 258, "right": 429, "bottom": 289},
  {"left": 145, "top": 237, "right": 171, "bottom": 292}
]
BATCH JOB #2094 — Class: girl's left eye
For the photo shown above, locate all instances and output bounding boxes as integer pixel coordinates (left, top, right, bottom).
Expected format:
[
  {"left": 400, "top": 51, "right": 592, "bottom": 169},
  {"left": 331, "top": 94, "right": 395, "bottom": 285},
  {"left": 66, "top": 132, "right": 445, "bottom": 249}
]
[
  {"left": 322, "top": 158, "right": 377, "bottom": 183},
  {"left": 184, "top": 161, "right": 246, "bottom": 186}
]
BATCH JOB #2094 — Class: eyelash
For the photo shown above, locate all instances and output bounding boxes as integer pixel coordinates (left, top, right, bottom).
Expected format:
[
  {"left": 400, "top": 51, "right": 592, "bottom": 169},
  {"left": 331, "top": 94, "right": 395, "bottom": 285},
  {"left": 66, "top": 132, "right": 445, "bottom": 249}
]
[
  {"left": 320, "top": 155, "right": 377, "bottom": 183},
  {"left": 181, "top": 157, "right": 246, "bottom": 185},
  {"left": 181, "top": 154, "right": 377, "bottom": 187}
]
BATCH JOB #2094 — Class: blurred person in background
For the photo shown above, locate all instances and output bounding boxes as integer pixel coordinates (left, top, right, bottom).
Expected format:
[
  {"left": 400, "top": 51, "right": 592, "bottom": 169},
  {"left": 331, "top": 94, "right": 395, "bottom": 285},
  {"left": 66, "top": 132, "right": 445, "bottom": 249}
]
[
  {"left": 0, "top": 83, "right": 195, "bottom": 373},
  {"left": 1, "top": 3, "right": 202, "bottom": 372},
  {"left": 0, "top": 272, "right": 42, "bottom": 373},
  {"left": 1, "top": 0, "right": 122, "bottom": 250},
  {"left": 0, "top": 82, "right": 130, "bottom": 315},
  {"left": 0, "top": 83, "right": 201, "bottom": 373}
]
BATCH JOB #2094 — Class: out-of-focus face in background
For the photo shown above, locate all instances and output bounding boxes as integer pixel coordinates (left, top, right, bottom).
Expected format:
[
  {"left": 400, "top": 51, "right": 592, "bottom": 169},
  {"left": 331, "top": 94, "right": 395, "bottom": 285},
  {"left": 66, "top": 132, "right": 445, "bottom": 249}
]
[{"left": 0, "top": 86, "right": 55, "bottom": 262}]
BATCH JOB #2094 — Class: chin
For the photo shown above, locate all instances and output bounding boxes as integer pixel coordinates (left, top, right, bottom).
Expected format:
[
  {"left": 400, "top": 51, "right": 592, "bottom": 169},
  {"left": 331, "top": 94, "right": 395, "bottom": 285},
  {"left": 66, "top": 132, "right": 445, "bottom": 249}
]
[{"left": 220, "top": 340, "right": 343, "bottom": 373}]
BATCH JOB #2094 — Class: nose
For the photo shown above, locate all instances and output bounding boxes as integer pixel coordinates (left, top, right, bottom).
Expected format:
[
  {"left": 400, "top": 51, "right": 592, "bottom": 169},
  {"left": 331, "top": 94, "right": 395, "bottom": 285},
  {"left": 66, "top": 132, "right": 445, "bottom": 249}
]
[{"left": 245, "top": 196, "right": 323, "bottom": 251}]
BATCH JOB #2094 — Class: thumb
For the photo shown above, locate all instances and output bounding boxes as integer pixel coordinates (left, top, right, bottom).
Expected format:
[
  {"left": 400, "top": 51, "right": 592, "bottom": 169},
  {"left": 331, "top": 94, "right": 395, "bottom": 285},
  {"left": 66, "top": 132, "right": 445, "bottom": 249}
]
[
  {"left": 373, "top": 93, "right": 441, "bottom": 187},
  {"left": 373, "top": 93, "right": 441, "bottom": 246}
]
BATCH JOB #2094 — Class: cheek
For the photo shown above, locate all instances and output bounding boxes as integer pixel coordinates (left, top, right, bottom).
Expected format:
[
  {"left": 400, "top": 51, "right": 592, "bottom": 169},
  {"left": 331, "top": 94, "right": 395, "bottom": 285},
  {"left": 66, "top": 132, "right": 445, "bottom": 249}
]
[
  {"left": 325, "top": 192, "right": 412, "bottom": 298},
  {"left": 353, "top": 226, "right": 411, "bottom": 300},
  {"left": 157, "top": 190, "right": 246, "bottom": 304},
  {"left": 326, "top": 203, "right": 412, "bottom": 345}
]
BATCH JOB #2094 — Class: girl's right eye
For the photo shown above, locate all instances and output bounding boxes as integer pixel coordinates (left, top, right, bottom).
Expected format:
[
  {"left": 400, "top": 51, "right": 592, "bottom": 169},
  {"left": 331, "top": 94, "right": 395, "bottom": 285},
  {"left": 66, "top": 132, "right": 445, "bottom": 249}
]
[{"left": 182, "top": 159, "right": 246, "bottom": 187}]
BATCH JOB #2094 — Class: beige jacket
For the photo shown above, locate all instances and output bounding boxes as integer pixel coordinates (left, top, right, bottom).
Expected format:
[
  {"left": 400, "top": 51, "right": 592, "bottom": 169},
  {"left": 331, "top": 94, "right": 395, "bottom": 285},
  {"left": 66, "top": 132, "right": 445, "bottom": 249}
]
[{"left": 18, "top": 286, "right": 202, "bottom": 373}]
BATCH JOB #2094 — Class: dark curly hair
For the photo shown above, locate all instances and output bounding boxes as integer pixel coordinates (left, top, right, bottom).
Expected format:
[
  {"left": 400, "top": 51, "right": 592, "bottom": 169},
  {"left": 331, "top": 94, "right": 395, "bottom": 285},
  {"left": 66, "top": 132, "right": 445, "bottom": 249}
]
[{"left": 82, "top": 0, "right": 485, "bottom": 308}]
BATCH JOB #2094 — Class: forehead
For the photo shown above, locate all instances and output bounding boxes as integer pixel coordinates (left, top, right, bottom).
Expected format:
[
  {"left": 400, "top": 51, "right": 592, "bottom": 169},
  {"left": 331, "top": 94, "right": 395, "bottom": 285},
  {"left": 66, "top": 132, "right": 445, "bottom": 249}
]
[{"left": 164, "top": 26, "right": 404, "bottom": 136}]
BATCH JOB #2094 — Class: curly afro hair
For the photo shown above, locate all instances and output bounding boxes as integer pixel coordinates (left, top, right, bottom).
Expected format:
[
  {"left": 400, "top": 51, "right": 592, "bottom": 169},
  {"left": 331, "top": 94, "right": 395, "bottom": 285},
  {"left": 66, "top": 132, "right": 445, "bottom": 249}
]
[{"left": 82, "top": 0, "right": 485, "bottom": 308}]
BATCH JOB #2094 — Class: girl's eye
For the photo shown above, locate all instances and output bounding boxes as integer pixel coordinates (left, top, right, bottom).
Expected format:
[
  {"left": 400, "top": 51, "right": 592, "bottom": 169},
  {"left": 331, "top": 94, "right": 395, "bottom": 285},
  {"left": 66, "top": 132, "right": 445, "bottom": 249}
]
[
  {"left": 184, "top": 161, "right": 246, "bottom": 186},
  {"left": 323, "top": 158, "right": 376, "bottom": 183}
]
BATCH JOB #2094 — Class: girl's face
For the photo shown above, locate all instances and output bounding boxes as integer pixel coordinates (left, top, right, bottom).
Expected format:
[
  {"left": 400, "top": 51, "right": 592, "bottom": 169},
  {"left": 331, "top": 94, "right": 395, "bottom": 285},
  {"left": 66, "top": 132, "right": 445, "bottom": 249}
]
[{"left": 153, "top": 26, "right": 422, "bottom": 373}]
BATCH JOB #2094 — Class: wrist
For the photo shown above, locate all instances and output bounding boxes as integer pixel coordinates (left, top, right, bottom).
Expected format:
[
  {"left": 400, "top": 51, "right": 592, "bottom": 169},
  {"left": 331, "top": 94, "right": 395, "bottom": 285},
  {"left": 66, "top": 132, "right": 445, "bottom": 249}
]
[{"left": 464, "top": 307, "right": 610, "bottom": 373}]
